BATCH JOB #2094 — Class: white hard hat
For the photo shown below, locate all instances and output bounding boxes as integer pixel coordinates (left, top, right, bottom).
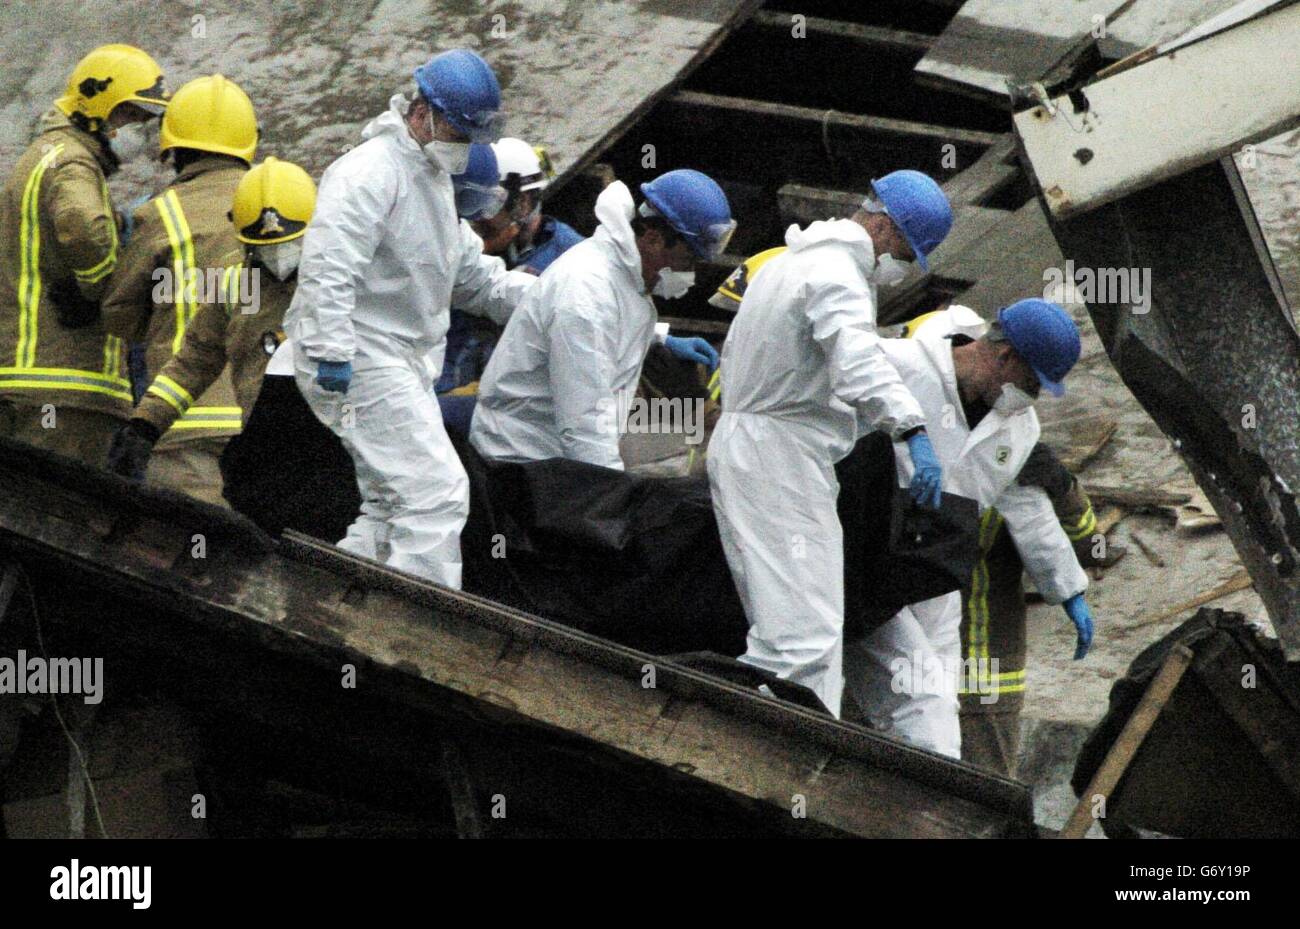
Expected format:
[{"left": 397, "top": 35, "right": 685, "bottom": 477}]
[
  {"left": 946, "top": 304, "right": 988, "bottom": 339},
  {"left": 491, "top": 137, "right": 548, "bottom": 191}
]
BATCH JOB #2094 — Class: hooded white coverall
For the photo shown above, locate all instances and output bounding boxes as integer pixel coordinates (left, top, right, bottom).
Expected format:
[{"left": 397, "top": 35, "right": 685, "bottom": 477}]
[
  {"left": 470, "top": 181, "right": 668, "bottom": 471},
  {"left": 284, "top": 95, "right": 534, "bottom": 588},
  {"left": 845, "top": 329, "right": 1088, "bottom": 757},
  {"left": 707, "top": 220, "right": 928, "bottom": 717}
]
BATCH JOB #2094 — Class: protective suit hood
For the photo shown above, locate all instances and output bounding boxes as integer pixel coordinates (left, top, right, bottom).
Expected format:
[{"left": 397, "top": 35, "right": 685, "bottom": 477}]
[
  {"left": 785, "top": 219, "right": 877, "bottom": 273},
  {"left": 360, "top": 94, "right": 424, "bottom": 155},
  {"left": 591, "top": 181, "right": 644, "bottom": 292}
]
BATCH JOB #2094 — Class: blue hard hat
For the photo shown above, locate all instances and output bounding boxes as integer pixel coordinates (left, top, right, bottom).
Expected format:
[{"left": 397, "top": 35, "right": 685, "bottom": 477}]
[
  {"left": 997, "top": 299, "right": 1081, "bottom": 397},
  {"left": 870, "top": 170, "right": 953, "bottom": 271},
  {"left": 414, "top": 49, "right": 504, "bottom": 144},
  {"left": 452, "top": 143, "right": 507, "bottom": 220},
  {"left": 639, "top": 169, "right": 736, "bottom": 259}
]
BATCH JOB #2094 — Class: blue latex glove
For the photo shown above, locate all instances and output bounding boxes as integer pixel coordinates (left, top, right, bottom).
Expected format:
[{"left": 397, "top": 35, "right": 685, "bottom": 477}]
[
  {"left": 1063, "top": 593, "right": 1093, "bottom": 660},
  {"left": 665, "top": 335, "right": 719, "bottom": 371},
  {"left": 316, "top": 360, "right": 353, "bottom": 394},
  {"left": 905, "top": 431, "right": 943, "bottom": 510}
]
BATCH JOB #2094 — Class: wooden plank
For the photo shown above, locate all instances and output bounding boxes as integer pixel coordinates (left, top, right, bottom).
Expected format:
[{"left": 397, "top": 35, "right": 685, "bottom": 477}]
[
  {"left": 1132, "top": 570, "right": 1254, "bottom": 629},
  {"left": 1082, "top": 484, "right": 1192, "bottom": 509},
  {"left": 1058, "top": 645, "right": 1193, "bottom": 839},
  {"left": 669, "top": 91, "right": 1005, "bottom": 149},
  {"left": 940, "top": 136, "right": 1020, "bottom": 206},
  {"left": 751, "top": 11, "right": 934, "bottom": 54}
]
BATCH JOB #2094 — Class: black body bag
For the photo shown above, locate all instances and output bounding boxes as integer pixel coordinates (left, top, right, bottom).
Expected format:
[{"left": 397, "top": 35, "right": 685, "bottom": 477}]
[{"left": 837, "top": 432, "right": 981, "bottom": 639}]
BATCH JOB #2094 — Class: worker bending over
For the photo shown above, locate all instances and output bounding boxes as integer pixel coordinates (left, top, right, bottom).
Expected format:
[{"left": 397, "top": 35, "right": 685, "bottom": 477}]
[
  {"left": 707, "top": 170, "right": 954, "bottom": 716},
  {"left": 843, "top": 298, "right": 1095, "bottom": 758},
  {"left": 470, "top": 169, "right": 730, "bottom": 470},
  {"left": 284, "top": 49, "right": 534, "bottom": 589},
  {"left": 0, "top": 45, "right": 168, "bottom": 465},
  {"left": 108, "top": 159, "right": 316, "bottom": 485}
]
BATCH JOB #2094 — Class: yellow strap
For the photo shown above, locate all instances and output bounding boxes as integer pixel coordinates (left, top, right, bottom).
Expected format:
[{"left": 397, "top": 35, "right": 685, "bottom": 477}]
[{"left": 16, "top": 143, "right": 65, "bottom": 368}]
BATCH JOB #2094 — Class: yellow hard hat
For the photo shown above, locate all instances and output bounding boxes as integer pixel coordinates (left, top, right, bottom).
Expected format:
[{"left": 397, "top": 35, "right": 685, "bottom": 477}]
[
  {"left": 708, "top": 246, "right": 787, "bottom": 311},
  {"left": 230, "top": 157, "right": 316, "bottom": 244},
  {"left": 160, "top": 74, "right": 257, "bottom": 164},
  {"left": 54, "top": 44, "right": 168, "bottom": 131}
]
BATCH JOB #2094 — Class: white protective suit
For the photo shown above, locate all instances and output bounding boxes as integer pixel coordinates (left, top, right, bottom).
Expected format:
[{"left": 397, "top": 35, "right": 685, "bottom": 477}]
[
  {"left": 470, "top": 181, "right": 668, "bottom": 471},
  {"left": 284, "top": 94, "right": 534, "bottom": 588},
  {"left": 844, "top": 327, "right": 1089, "bottom": 757},
  {"left": 707, "top": 219, "right": 928, "bottom": 717}
]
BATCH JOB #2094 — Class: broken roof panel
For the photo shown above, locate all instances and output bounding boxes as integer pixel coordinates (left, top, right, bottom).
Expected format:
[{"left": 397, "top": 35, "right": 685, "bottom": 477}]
[
  {"left": 0, "top": 0, "right": 762, "bottom": 182},
  {"left": 913, "top": 0, "right": 1258, "bottom": 99}
]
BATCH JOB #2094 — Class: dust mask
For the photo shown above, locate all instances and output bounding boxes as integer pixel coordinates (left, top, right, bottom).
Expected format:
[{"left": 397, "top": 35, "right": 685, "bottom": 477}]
[
  {"left": 424, "top": 110, "right": 470, "bottom": 173},
  {"left": 108, "top": 122, "right": 149, "bottom": 163},
  {"left": 993, "top": 383, "right": 1036, "bottom": 415},
  {"left": 256, "top": 239, "right": 303, "bottom": 282},
  {"left": 874, "top": 253, "right": 909, "bottom": 288},
  {"left": 652, "top": 268, "right": 695, "bottom": 300}
]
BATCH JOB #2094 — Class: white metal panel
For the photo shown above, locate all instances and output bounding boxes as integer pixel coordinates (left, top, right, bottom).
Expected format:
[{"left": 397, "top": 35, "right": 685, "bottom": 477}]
[
  {"left": 914, "top": 0, "right": 1129, "bottom": 97},
  {"left": 1013, "top": 2, "right": 1300, "bottom": 219}
]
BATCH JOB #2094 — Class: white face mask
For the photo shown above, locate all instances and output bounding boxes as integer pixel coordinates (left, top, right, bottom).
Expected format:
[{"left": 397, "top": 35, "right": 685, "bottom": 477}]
[
  {"left": 255, "top": 239, "right": 303, "bottom": 282},
  {"left": 424, "top": 110, "right": 470, "bottom": 173},
  {"left": 108, "top": 122, "right": 149, "bottom": 163},
  {"left": 993, "top": 382, "right": 1036, "bottom": 415},
  {"left": 652, "top": 268, "right": 695, "bottom": 300},
  {"left": 874, "top": 253, "right": 909, "bottom": 288}
]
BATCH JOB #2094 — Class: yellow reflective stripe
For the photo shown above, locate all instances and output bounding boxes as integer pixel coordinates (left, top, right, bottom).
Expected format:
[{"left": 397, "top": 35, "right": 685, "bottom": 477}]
[
  {"left": 156, "top": 190, "right": 198, "bottom": 354},
  {"left": 1065, "top": 505, "right": 1097, "bottom": 541},
  {"left": 959, "top": 668, "right": 1026, "bottom": 696},
  {"left": 146, "top": 384, "right": 186, "bottom": 415},
  {"left": 169, "top": 404, "right": 243, "bottom": 431},
  {"left": 73, "top": 182, "right": 117, "bottom": 282},
  {"left": 221, "top": 263, "right": 245, "bottom": 314},
  {"left": 73, "top": 254, "right": 116, "bottom": 283},
  {"left": 966, "top": 554, "right": 987, "bottom": 664},
  {"left": 707, "top": 368, "right": 721, "bottom": 404},
  {"left": 157, "top": 375, "right": 195, "bottom": 407},
  {"left": 146, "top": 374, "right": 195, "bottom": 415},
  {"left": 0, "top": 365, "right": 131, "bottom": 402},
  {"left": 978, "top": 506, "right": 1005, "bottom": 552},
  {"left": 16, "top": 143, "right": 66, "bottom": 368},
  {"left": 960, "top": 682, "right": 1026, "bottom": 696},
  {"left": 101, "top": 334, "right": 124, "bottom": 379}
]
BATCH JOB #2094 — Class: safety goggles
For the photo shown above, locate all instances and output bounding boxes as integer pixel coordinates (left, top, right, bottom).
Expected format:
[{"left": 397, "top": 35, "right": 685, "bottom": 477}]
[
  {"left": 455, "top": 181, "right": 508, "bottom": 221},
  {"left": 685, "top": 219, "right": 737, "bottom": 260},
  {"left": 450, "top": 108, "right": 507, "bottom": 144}
]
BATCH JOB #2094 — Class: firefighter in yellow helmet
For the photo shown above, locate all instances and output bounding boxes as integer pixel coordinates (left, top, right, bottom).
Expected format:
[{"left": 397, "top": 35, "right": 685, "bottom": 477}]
[
  {"left": 102, "top": 74, "right": 257, "bottom": 506},
  {"left": 108, "top": 158, "right": 316, "bottom": 490},
  {"left": 0, "top": 44, "right": 168, "bottom": 465}
]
